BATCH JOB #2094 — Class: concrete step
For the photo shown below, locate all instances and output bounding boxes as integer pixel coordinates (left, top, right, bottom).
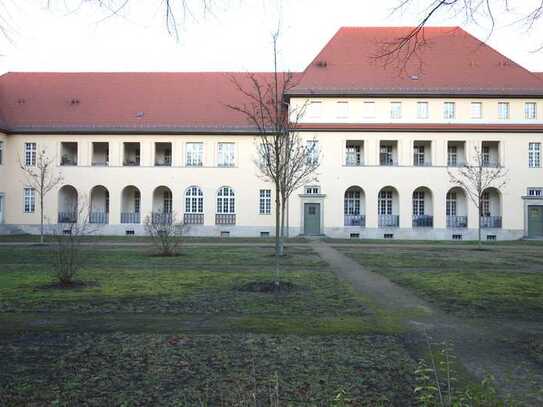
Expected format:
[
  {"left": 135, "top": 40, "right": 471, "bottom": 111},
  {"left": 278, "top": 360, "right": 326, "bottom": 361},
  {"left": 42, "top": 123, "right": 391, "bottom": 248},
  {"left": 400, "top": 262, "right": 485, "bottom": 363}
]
[{"left": 0, "top": 224, "right": 27, "bottom": 235}]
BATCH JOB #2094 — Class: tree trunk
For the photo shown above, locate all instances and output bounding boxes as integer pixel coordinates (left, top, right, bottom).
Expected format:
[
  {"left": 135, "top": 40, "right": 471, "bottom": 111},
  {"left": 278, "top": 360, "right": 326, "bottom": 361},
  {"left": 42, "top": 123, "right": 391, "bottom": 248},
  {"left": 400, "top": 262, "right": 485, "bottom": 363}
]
[
  {"left": 478, "top": 206, "right": 482, "bottom": 249},
  {"left": 40, "top": 193, "right": 44, "bottom": 244},
  {"left": 279, "top": 196, "right": 286, "bottom": 257},
  {"left": 274, "top": 183, "right": 281, "bottom": 285}
]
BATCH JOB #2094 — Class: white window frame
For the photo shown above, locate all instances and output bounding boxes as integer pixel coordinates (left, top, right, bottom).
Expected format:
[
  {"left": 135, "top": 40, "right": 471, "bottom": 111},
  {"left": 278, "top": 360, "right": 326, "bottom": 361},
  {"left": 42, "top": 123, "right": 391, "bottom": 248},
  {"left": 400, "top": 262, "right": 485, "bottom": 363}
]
[
  {"left": 217, "top": 186, "right": 235, "bottom": 214},
  {"left": 446, "top": 192, "right": 457, "bottom": 216},
  {"left": 413, "top": 191, "right": 425, "bottom": 216},
  {"left": 363, "top": 101, "right": 376, "bottom": 119},
  {"left": 417, "top": 102, "right": 429, "bottom": 119},
  {"left": 443, "top": 102, "right": 456, "bottom": 120},
  {"left": 217, "top": 142, "right": 235, "bottom": 167},
  {"left": 471, "top": 102, "right": 483, "bottom": 119},
  {"left": 525, "top": 102, "right": 537, "bottom": 120},
  {"left": 24, "top": 187, "right": 35, "bottom": 213},
  {"left": 344, "top": 189, "right": 361, "bottom": 215},
  {"left": 336, "top": 101, "right": 349, "bottom": 119},
  {"left": 498, "top": 102, "right": 510, "bottom": 120},
  {"left": 163, "top": 190, "right": 172, "bottom": 214},
  {"left": 306, "top": 140, "right": 319, "bottom": 165},
  {"left": 414, "top": 145, "right": 425, "bottom": 166},
  {"left": 186, "top": 142, "right": 203, "bottom": 167},
  {"left": 481, "top": 192, "right": 490, "bottom": 217},
  {"left": 25, "top": 142, "right": 36, "bottom": 166},
  {"left": 529, "top": 142, "right": 541, "bottom": 168},
  {"left": 378, "top": 190, "right": 393, "bottom": 215},
  {"left": 448, "top": 145, "right": 458, "bottom": 167},
  {"left": 390, "top": 102, "right": 402, "bottom": 119},
  {"left": 345, "top": 142, "right": 362, "bottom": 166},
  {"left": 185, "top": 186, "right": 204, "bottom": 214},
  {"left": 259, "top": 189, "right": 272, "bottom": 215}
]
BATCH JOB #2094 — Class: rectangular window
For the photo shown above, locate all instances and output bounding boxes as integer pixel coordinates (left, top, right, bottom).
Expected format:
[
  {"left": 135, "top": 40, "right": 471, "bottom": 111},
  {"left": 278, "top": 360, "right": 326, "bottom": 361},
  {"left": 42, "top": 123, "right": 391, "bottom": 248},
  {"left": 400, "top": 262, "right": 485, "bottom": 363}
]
[
  {"left": 481, "top": 192, "right": 490, "bottom": 217},
  {"left": 336, "top": 101, "right": 349, "bottom": 119},
  {"left": 24, "top": 187, "right": 35, "bottom": 213},
  {"left": 446, "top": 192, "right": 457, "bottom": 216},
  {"left": 0, "top": 141, "right": 3, "bottom": 165},
  {"left": 525, "top": 103, "right": 537, "bottom": 120},
  {"left": 378, "top": 191, "right": 393, "bottom": 215},
  {"left": 186, "top": 142, "right": 203, "bottom": 166},
  {"left": 390, "top": 102, "right": 402, "bottom": 119},
  {"left": 163, "top": 190, "right": 172, "bottom": 213},
  {"left": 380, "top": 145, "right": 393, "bottom": 166},
  {"left": 217, "top": 142, "right": 235, "bottom": 167},
  {"left": 134, "top": 191, "right": 141, "bottom": 214},
  {"left": 345, "top": 143, "right": 362, "bottom": 166},
  {"left": 498, "top": 102, "right": 510, "bottom": 119},
  {"left": 528, "top": 188, "right": 543, "bottom": 197},
  {"left": 448, "top": 146, "right": 458, "bottom": 167},
  {"left": 259, "top": 189, "right": 271, "bottom": 215},
  {"left": 482, "top": 146, "right": 491, "bottom": 167},
  {"left": 308, "top": 101, "right": 322, "bottom": 119},
  {"left": 471, "top": 102, "right": 483, "bottom": 119},
  {"left": 25, "top": 142, "right": 36, "bottom": 166},
  {"left": 417, "top": 102, "right": 429, "bottom": 119},
  {"left": 529, "top": 142, "right": 541, "bottom": 168},
  {"left": 305, "top": 186, "right": 320, "bottom": 195},
  {"left": 363, "top": 102, "right": 376, "bottom": 119},
  {"left": 413, "top": 191, "right": 425, "bottom": 216},
  {"left": 413, "top": 145, "right": 425, "bottom": 166},
  {"left": 443, "top": 102, "right": 456, "bottom": 120},
  {"left": 306, "top": 140, "right": 319, "bottom": 165}
]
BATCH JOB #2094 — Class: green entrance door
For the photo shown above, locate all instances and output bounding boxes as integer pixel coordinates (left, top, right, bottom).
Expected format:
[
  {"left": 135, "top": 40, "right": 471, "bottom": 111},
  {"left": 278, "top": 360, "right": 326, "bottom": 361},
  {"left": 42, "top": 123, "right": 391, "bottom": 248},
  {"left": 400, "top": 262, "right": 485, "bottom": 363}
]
[
  {"left": 304, "top": 203, "right": 321, "bottom": 235},
  {"left": 528, "top": 205, "right": 543, "bottom": 238}
]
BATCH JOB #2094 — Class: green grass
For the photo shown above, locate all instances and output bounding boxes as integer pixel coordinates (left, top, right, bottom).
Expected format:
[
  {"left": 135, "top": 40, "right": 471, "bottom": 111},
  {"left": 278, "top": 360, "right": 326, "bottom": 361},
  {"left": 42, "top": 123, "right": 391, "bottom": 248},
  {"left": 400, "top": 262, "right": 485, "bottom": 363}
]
[{"left": 338, "top": 246, "right": 543, "bottom": 319}]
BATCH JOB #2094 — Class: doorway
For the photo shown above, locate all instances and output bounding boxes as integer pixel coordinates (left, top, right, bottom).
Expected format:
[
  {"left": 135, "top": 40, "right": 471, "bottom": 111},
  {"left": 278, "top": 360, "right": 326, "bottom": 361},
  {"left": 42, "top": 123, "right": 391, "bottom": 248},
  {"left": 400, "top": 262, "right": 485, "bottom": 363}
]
[
  {"left": 304, "top": 203, "right": 321, "bottom": 235},
  {"left": 528, "top": 205, "right": 543, "bottom": 238}
]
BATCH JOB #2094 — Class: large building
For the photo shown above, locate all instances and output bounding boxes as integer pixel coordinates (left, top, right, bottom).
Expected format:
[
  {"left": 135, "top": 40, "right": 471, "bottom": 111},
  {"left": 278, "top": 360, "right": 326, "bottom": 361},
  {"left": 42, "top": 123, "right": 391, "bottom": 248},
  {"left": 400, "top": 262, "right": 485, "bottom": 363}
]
[{"left": 0, "top": 27, "right": 542, "bottom": 240}]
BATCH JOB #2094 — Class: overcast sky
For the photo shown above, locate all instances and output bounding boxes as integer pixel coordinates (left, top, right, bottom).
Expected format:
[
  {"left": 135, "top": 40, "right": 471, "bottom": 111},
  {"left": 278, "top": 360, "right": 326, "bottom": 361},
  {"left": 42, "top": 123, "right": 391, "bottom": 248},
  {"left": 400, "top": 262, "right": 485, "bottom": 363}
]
[{"left": 0, "top": 0, "right": 542, "bottom": 74}]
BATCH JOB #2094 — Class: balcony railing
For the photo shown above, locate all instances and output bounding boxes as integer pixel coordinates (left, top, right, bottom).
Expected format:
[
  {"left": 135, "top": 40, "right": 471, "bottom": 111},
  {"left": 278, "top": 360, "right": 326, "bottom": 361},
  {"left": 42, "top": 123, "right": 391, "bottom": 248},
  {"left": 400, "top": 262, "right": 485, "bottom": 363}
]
[
  {"left": 152, "top": 212, "right": 173, "bottom": 225},
  {"left": 58, "top": 211, "right": 77, "bottom": 223},
  {"left": 413, "top": 215, "right": 433, "bottom": 227},
  {"left": 90, "top": 212, "right": 109, "bottom": 224},
  {"left": 60, "top": 156, "right": 77, "bottom": 166},
  {"left": 413, "top": 158, "right": 432, "bottom": 167},
  {"left": 184, "top": 213, "right": 204, "bottom": 225},
  {"left": 379, "top": 214, "right": 399, "bottom": 227},
  {"left": 481, "top": 216, "right": 502, "bottom": 229},
  {"left": 482, "top": 160, "right": 500, "bottom": 168},
  {"left": 380, "top": 155, "right": 397, "bottom": 166},
  {"left": 344, "top": 214, "right": 366, "bottom": 227},
  {"left": 121, "top": 212, "right": 141, "bottom": 224},
  {"left": 447, "top": 160, "right": 465, "bottom": 167},
  {"left": 447, "top": 216, "right": 468, "bottom": 228},
  {"left": 155, "top": 159, "right": 172, "bottom": 167},
  {"left": 92, "top": 160, "right": 109, "bottom": 166},
  {"left": 123, "top": 159, "right": 141, "bottom": 166},
  {"left": 216, "top": 214, "right": 236, "bottom": 225}
]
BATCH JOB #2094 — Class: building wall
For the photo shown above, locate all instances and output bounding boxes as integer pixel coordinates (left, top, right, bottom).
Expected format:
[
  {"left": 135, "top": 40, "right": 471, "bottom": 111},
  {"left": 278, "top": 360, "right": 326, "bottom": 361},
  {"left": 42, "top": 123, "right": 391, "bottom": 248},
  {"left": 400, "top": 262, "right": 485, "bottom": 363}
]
[{"left": 0, "top": 128, "right": 541, "bottom": 239}]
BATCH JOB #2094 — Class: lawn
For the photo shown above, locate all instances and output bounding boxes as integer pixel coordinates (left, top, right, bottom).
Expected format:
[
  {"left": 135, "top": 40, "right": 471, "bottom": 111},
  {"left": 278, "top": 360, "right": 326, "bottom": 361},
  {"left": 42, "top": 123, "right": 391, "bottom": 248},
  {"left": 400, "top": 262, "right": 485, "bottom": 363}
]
[
  {"left": 337, "top": 245, "right": 543, "bottom": 319},
  {"left": 0, "top": 243, "right": 416, "bottom": 405}
]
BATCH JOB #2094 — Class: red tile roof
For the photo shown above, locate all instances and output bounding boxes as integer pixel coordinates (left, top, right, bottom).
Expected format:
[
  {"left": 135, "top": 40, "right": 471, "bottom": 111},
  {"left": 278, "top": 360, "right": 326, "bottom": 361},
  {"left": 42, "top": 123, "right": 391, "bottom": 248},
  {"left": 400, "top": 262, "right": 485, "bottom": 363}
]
[
  {"left": 0, "top": 72, "right": 287, "bottom": 133},
  {"left": 290, "top": 27, "right": 543, "bottom": 96}
]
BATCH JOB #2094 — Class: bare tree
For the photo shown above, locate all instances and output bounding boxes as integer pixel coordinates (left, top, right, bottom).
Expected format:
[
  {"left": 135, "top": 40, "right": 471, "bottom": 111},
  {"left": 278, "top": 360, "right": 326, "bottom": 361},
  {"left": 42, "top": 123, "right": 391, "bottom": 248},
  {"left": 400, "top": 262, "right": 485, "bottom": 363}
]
[
  {"left": 227, "top": 29, "right": 320, "bottom": 260},
  {"left": 18, "top": 148, "right": 63, "bottom": 244},
  {"left": 379, "top": 0, "right": 543, "bottom": 68},
  {"left": 448, "top": 146, "right": 507, "bottom": 248},
  {"left": 144, "top": 212, "right": 185, "bottom": 256},
  {"left": 51, "top": 196, "right": 93, "bottom": 287}
]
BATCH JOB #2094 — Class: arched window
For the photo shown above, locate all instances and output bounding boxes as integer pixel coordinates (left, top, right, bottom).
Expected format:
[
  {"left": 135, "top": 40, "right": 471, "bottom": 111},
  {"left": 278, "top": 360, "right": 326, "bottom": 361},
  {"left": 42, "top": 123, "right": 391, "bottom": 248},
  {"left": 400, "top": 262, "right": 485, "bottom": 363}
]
[
  {"left": 185, "top": 186, "right": 204, "bottom": 214},
  {"left": 217, "top": 186, "right": 235, "bottom": 214},
  {"left": 378, "top": 190, "right": 393, "bottom": 215},
  {"left": 446, "top": 192, "right": 457, "bottom": 216},
  {"left": 344, "top": 189, "right": 360, "bottom": 215}
]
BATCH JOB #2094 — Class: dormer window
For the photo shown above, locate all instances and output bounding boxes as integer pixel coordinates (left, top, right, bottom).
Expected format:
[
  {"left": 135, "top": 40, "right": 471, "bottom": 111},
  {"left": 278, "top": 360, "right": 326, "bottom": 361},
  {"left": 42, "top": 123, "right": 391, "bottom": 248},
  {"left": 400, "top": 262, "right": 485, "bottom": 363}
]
[
  {"left": 498, "top": 102, "right": 510, "bottom": 120},
  {"left": 417, "top": 102, "right": 429, "bottom": 119},
  {"left": 336, "top": 101, "right": 349, "bottom": 119},
  {"left": 471, "top": 102, "right": 483, "bottom": 119},
  {"left": 443, "top": 102, "right": 456, "bottom": 120},
  {"left": 390, "top": 102, "right": 402, "bottom": 119}
]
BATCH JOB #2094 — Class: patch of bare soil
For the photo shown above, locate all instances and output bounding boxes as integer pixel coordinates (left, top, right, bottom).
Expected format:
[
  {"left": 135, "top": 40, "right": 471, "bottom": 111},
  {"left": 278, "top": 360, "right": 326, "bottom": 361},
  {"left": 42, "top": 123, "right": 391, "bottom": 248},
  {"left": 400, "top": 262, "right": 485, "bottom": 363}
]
[{"left": 237, "top": 281, "right": 301, "bottom": 294}]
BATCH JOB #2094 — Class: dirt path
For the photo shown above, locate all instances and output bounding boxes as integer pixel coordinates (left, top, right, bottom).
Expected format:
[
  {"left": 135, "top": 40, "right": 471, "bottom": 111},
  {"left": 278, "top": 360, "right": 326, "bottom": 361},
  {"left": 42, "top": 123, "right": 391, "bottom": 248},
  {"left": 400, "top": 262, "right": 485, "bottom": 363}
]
[{"left": 311, "top": 240, "right": 543, "bottom": 404}]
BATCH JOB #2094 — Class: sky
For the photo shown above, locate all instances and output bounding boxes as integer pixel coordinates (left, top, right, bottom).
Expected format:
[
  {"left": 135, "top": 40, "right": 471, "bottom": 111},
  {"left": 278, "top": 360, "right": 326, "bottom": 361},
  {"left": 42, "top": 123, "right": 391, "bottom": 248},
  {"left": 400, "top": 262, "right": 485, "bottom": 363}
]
[{"left": 0, "top": 0, "right": 542, "bottom": 74}]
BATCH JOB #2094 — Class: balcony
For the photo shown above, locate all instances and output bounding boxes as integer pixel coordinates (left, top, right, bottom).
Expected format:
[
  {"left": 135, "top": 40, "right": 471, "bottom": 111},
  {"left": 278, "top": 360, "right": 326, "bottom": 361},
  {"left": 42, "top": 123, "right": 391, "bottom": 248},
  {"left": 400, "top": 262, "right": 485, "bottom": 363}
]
[
  {"left": 152, "top": 212, "right": 173, "bottom": 225},
  {"left": 412, "top": 215, "right": 433, "bottom": 227},
  {"left": 155, "top": 142, "right": 172, "bottom": 167},
  {"left": 121, "top": 212, "right": 141, "bottom": 224},
  {"left": 123, "top": 142, "right": 141, "bottom": 166},
  {"left": 482, "top": 160, "right": 500, "bottom": 168},
  {"left": 447, "top": 216, "right": 468, "bottom": 228},
  {"left": 344, "top": 214, "right": 366, "bottom": 227},
  {"left": 216, "top": 214, "right": 236, "bottom": 225},
  {"left": 92, "top": 142, "right": 109, "bottom": 166},
  {"left": 379, "top": 214, "right": 399, "bottom": 227},
  {"left": 58, "top": 212, "right": 77, "bottom": 224},
  {"left": 90, "top": 212, "right": 109, "bottom": 224},
  {"left": 184, "top": 213, "right": 204, "bottom": 225},
  {"left": 379, "top": 155, "right": 397, "bottom": 166},
  {"left": 481, "top": 216, "right": 502, "bottom": 228},
  {"left": 60, "top": 142, "right": 78, "bottom": 166}
]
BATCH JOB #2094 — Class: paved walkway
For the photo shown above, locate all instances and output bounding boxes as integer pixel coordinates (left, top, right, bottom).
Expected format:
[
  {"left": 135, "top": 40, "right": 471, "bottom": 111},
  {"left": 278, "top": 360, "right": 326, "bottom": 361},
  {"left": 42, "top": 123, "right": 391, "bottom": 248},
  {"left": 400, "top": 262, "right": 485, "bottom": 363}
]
[{"left": 311, "top": 240, "right": 543, "bottom": 404}]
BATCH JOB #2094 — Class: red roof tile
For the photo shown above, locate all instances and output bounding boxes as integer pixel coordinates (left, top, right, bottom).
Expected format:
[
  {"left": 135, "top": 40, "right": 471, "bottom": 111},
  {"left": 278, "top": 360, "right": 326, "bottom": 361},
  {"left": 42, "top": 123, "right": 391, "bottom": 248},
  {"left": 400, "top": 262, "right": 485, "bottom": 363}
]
[
  {"left": 0, "top": 72, "right": 292, "bottom": 133},
  {"left": 291, "top": 27, "right": 543, "bottom": 96}
]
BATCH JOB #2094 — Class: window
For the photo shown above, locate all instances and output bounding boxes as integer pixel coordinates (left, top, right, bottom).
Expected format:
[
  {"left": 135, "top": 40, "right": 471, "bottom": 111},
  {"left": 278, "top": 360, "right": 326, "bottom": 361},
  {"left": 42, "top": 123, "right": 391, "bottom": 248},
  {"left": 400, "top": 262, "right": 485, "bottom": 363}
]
[
  {"left": 186, "top": 142, "right": 203, "bottom": 166},
  {"left": 481, "top": 192, "right": 490, "bottom": 217},
  {"left": 345, "top": 143, "right": 362, "bottom": 166},
  {"left": 306, "top": 140, "right": 319, "bottom": 165},
  {"left": 443, "top": 102, "right": 455, "bottom": 120},
  {"left": 380, "top": 145, "right": 393, "bottom": 166},
  {"left": 163, "top": 190, "right": 172, "bottom": 214},
  {"left": 24, "top": 143, "right": 36, "bottom": 166},
  {"left": 259, "top": 189, "right": 271, "bottom": 214},
  {"left": 446, "top": 192, "right": 457, "bottom": 216},
  {"left": 482, "top": 146, "right": 491, "bottom": 167},
  {"left": 390, "top": 102, "right": 402, "bottom": 119},
  {"left": 526, "top": 103, "right": 537, "bottom": 120},
  {"left": 344, "top": 189, "right": 360, "bottom": 215},
  {"left": 185, "top": 186, "right": 204, "bottom": 213},
  {"left": 448, "top": 146, "right": 458, "bottom": 167},
  {"left": 529, "top": 142, "right": 541, "bottom": 168},
  {"left": 413, "top": 191, "right": 425, "bottom": 216},
  {"left": 378, "top": 191, "right": 393, "bottom": 215},
  {"left": 217, "top": 143, "right": 235, "bottom": 167},
  {"left": 498, "top": 102, "right": 510, "bottom": 119},
  {"left": 413, "top": 145, "right": 425, "bottom": 166},
  {"left": 471, "top": 102, "right": 483, "bottom": 119},
  {"left": 528, "top": 188, "right": 543, "bottom": 197},
  {"left": 305, "top": 186, "right": 320, "bottom": 195},
  {"left": 363, "top": 102, "right": 376, "bottom": 119},
  {"left": 217, "top": 186, "right": 235, "bottom": 214},
  {"left": 308, "top": 101, "right": 322, "bottom": 119},
  {"left": 24, "top": 188, "right": 35, "bottom": 213},
  {"left": 417, "top": 102, "right": 429, "bottom": 119},
  {"left": 336, "top": 101, "right": 349, "bottom": 119},
  {"left": 0, "top": 141, "right": 3, "bottom": 165}
]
